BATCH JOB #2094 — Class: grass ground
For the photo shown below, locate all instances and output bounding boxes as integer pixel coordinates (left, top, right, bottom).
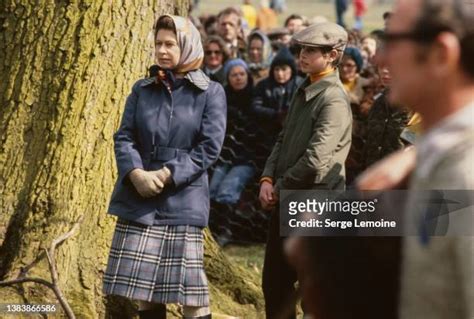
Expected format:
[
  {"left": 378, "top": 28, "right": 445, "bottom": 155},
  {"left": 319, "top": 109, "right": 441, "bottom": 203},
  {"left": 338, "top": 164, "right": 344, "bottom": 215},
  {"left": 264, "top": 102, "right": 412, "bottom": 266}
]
[
  {"left": 194, "top": 0, "right": 394, "bottom": 33},
  {"left": 223, "top": 244, "right": 305, "bottom": 318}
]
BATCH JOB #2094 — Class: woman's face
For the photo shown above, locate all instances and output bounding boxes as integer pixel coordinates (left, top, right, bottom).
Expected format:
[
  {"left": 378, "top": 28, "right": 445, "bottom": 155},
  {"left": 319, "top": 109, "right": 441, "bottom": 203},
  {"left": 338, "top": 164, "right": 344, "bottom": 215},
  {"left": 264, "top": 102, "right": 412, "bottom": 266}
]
[
  {"left": 228, "top": 66, "right": 248, "bottom": 91},
  {"left": 378, "top": 65, "right": 392, "bottom": 87},
  {"left": 249, "top": 38, "right": 263, "bottom": 63},
  {"left": 339, "top": 55, "right": 358, "bottom": 82},
  {"left": 362, "top": 38, "right": 377, "bottom": 58},
  {"left": 155, "top": 29, "right": 181, "bottom": 70},
  {"left": 286, "top": 18, "right": 304, "bottom": 35},
  {"left": 204, "top": 42, "right": 224, "bottom": 69},
  {"left": 273, "top": 65, "right": 292, "bottom": 84}
]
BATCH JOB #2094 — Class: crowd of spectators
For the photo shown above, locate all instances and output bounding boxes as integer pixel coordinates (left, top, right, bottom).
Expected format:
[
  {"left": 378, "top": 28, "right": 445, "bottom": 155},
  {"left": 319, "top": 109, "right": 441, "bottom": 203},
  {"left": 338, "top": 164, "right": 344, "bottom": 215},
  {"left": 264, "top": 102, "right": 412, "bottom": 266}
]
[{"left": 165, "top": 1, "right": 421, "bottom": 242}]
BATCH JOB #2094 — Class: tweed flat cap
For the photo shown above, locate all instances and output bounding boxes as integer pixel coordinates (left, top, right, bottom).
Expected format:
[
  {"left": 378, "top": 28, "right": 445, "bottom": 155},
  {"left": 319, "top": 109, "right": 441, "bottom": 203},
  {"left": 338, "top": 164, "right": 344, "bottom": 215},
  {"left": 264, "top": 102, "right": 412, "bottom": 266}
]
[{"left": 292, "top": 22, "right": 348, "bottom": 50}]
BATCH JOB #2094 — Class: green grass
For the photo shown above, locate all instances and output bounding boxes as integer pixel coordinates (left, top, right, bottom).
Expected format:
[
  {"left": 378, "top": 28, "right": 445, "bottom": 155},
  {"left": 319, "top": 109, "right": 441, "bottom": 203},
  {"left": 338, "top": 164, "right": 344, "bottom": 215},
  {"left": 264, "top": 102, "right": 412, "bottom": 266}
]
[
  {"left": 223, "top": 243, "right": 306, "bottom": 318},
  {"left": 194, "top": 0, "right": 394, "bottom": 33}
]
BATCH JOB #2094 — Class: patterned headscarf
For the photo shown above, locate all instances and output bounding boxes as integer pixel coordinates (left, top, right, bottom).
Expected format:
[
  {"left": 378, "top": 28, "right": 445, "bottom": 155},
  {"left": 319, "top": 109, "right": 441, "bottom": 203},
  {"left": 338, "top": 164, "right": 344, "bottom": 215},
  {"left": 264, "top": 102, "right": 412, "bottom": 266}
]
[
  {"left": 157, "top": 14, "right": 204, "bottom": 74},
  {"left": 247, "top": 30, "right": 274, "bottom": 71}
]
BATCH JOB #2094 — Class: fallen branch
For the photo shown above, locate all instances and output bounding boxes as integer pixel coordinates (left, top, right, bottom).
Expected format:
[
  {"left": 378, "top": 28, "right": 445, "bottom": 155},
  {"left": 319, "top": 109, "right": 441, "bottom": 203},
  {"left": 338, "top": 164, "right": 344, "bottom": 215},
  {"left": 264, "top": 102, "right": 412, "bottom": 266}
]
[{"left": 0, "top": 215, "right": 84, "bottom": 319}]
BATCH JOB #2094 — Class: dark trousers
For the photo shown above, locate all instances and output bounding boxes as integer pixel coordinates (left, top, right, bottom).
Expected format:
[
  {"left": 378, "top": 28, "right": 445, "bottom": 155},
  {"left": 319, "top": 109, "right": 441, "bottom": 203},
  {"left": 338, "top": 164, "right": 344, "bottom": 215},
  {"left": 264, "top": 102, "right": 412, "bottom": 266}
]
[
  {"left": 336, "top": 0, "right": 348, "bottom": 27},
  {"left": 262, "top": 210, "right": 297, "bottom": 319}
]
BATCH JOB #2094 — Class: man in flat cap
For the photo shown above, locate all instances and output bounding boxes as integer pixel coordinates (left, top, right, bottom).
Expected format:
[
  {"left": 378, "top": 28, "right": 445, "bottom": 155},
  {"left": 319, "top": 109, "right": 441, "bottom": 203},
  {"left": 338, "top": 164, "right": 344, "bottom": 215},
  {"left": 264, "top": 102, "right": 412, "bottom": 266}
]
[{"left": 258, "top": 22, "right": 352, "bottom": 318}]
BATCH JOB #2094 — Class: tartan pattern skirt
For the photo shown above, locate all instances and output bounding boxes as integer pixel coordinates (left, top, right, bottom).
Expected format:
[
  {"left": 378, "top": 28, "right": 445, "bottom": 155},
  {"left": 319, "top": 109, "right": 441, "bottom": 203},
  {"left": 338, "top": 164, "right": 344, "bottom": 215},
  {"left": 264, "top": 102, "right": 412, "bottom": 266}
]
[{"left": 103, "top": 218, "right": 209, "bottom": 306}]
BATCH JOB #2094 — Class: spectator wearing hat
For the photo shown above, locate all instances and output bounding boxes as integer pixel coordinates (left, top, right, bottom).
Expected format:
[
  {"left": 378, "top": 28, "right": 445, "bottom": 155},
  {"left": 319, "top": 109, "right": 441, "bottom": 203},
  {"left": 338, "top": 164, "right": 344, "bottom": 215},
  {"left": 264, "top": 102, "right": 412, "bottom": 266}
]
[
  {"left": 252, "top": 46, "right": 303, "bottom": 152},
  {"left": 258, "top": 22, "right": 352, "bottom": 318},
  {"left": 267, "top": 27, "right": 292, "bottom": 51},
  {"left": 339, "top": 47, "right": 371, "bottom": 106},
  {"left": 209, "top": 59, "right": 256, "bottom": 205}
]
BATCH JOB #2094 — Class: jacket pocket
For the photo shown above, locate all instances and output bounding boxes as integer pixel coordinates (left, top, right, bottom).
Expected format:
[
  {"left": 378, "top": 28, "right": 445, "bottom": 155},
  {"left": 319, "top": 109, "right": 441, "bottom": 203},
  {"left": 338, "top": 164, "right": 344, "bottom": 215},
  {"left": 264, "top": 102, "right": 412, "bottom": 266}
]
[{"left": 160, "top": 183, "right": 207, "bottom": 213}]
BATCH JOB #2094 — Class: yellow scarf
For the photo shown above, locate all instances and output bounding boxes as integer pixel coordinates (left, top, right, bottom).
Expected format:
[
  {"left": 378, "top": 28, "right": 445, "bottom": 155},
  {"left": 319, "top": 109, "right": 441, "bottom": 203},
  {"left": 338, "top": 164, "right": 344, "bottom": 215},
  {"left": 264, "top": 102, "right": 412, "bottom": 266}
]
[
  {"left": 342, "top": 78, "right": 357, "bottom": 93},
  {"left": 310, "top": 68, "right": 335, "bottom": 83}
]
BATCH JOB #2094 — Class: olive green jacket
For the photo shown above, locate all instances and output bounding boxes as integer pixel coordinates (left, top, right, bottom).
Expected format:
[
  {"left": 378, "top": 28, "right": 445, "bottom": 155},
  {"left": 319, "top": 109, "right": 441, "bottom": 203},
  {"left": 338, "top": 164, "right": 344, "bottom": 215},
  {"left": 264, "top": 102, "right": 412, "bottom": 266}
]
[{"left": 262, "top": 70, "right": 352, "bottom": 191}]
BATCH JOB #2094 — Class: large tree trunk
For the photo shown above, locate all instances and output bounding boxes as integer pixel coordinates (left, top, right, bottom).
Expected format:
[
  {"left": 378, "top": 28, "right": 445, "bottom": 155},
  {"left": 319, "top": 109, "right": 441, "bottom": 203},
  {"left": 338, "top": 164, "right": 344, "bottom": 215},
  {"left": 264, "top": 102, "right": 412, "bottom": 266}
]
[{"left": 0, "top": 1, "right": 262, "bottom": 318}]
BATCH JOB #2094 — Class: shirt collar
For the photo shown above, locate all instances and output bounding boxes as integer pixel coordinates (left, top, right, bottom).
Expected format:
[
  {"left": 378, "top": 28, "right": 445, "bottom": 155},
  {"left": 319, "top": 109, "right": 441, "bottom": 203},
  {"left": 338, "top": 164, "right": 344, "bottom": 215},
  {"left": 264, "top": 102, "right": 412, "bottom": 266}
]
[{"left": 302, "top": 69, "right": 342, "bottom": 102}]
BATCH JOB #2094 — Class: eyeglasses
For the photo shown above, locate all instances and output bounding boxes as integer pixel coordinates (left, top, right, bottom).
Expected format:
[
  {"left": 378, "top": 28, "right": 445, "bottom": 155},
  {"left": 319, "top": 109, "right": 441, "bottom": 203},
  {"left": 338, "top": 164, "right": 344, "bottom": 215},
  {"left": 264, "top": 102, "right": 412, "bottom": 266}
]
[
  {"left": 341, "top": 63, "right": 357, "bottom": 69},
  {"left": 205, "top": 50, "right": 222, "bottom": 55}
]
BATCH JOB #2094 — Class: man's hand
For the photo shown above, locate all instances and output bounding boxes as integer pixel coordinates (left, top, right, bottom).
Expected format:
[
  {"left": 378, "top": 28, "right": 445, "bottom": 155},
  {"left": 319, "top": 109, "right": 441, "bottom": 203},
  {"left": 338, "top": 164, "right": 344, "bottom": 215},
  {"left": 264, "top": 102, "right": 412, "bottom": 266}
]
[
  {"left": 259, "top": 181, "right": 277, "bottom": 210},
  {"left": 356, "top": 146, "right": 416, "bottom": 190},
  {"left": 129, "top": 168, "right": 164, "bottom": 198}
]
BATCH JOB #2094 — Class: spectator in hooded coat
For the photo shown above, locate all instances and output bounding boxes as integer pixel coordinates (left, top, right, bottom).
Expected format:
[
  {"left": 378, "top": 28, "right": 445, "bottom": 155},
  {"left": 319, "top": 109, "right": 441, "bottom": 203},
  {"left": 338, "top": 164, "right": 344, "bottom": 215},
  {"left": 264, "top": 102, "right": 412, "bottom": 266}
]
[
  {"left": 247, "top": 30, "right": 274, "bottom": 84},
  {"left": 252, "top": 46, "right": 303, "bottom": 153},
  {"left": 209, "top": 59, "right": 256, "bottom": 205}
]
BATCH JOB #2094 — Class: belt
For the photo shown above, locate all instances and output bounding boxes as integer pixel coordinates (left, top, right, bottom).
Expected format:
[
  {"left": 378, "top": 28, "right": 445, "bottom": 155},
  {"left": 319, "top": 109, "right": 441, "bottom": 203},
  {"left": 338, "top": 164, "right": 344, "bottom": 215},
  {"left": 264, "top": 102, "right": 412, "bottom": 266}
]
[{"left": 151, "top": 146, "right": 190, "bottom": 161}]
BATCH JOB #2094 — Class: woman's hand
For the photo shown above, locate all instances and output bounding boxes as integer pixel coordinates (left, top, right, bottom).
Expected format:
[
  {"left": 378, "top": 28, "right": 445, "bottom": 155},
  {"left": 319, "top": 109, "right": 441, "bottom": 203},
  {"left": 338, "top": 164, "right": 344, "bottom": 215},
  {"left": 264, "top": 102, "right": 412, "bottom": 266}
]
[
  {"left": 129, "top": 169, "right": 164, "bottom": 198},
  {"left": 154, "top": 166, "right": 172, "bottom": 186},
  {"left": 259, "top": 181, "right": 277, "bottom": 210}
]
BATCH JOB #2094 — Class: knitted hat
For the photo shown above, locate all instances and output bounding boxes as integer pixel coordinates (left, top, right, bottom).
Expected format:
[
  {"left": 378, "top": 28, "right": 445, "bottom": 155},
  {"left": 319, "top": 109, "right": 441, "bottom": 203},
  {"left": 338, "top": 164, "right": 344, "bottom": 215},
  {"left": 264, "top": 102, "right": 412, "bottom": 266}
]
[
  {"left": 270, "top": 47, "right": 297, "bottom": 79},
  {"left": 224, "top": 58, "right": 249, "bottom": 79},
  {"left": 344, "top": 47, "right": 363, "bottom": 73}
]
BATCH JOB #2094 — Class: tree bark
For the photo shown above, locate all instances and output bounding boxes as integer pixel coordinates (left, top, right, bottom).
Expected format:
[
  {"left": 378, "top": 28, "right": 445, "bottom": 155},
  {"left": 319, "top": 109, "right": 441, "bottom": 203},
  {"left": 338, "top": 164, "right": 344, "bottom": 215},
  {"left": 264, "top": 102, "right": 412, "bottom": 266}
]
[{"left": 0, "top": 1, "right": 262, "bottom": 318}]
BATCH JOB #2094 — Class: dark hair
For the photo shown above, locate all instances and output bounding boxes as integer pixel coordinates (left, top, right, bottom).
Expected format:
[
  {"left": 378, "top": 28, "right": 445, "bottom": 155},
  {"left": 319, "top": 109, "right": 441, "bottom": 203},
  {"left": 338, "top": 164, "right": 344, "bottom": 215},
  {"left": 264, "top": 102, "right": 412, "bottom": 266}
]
[
  {"left": 318, "top": 46, "right": 342, "bottom": 68},
  {"left": 414, "top": 0, "right": 474, "bottom": 78},
  {"left": 284, "top": 14, "right": 305, "bottom": 27},
  {"left": 217, "top": 7, "right": 242, "bottom": 26},
  {"left": 203, "top": 35, "right": 231, "bottom": 62},
  {"left": 154, "top": 15, "right": 176, "bottom": 38},
  {"left": 383, "top": 11, "right": 392, "bottom": 20},
  {"left": 203, "top": 15, "right": 218, "bottom": 35}
]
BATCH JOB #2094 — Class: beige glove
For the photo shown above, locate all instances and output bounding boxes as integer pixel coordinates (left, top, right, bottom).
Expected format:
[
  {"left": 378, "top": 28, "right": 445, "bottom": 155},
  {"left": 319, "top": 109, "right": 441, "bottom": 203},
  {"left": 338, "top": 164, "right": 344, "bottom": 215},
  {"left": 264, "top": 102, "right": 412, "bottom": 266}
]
[
  {"left": 128, "top": 168, "right": 164, "bottom": 198},
  {"left": 153, "top": 166, "right": 172, "bottom": 186}
]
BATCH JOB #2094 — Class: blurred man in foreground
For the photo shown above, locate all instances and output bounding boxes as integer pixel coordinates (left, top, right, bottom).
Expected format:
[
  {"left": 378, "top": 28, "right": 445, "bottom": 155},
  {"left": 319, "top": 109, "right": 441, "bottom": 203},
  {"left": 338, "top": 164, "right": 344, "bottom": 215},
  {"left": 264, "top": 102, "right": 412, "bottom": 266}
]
[
  {"left": 381, "top": 0, "right": 473, "bottom": 318},
  {"left": 287, "top": 0, "right": 474, "bottom": 318}
]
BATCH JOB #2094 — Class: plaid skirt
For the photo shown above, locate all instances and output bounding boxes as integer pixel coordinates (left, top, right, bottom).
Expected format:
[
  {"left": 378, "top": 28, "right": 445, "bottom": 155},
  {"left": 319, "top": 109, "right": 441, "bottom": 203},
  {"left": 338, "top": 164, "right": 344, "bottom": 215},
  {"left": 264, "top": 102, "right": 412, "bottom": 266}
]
[{"left": 103, "top": 218, "right": 209, "bottom": 306}]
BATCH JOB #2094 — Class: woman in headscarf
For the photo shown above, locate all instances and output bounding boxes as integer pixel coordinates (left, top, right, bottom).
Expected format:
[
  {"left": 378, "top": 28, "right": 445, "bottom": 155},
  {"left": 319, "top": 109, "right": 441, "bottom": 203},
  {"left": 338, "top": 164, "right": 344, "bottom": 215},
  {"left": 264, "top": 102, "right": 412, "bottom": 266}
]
[
  {"left": 246, "top": 30, "right": 274, "bottom": 84},
  {"left": 103, "top": 15, "right": 227, "bottom": 319}
]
